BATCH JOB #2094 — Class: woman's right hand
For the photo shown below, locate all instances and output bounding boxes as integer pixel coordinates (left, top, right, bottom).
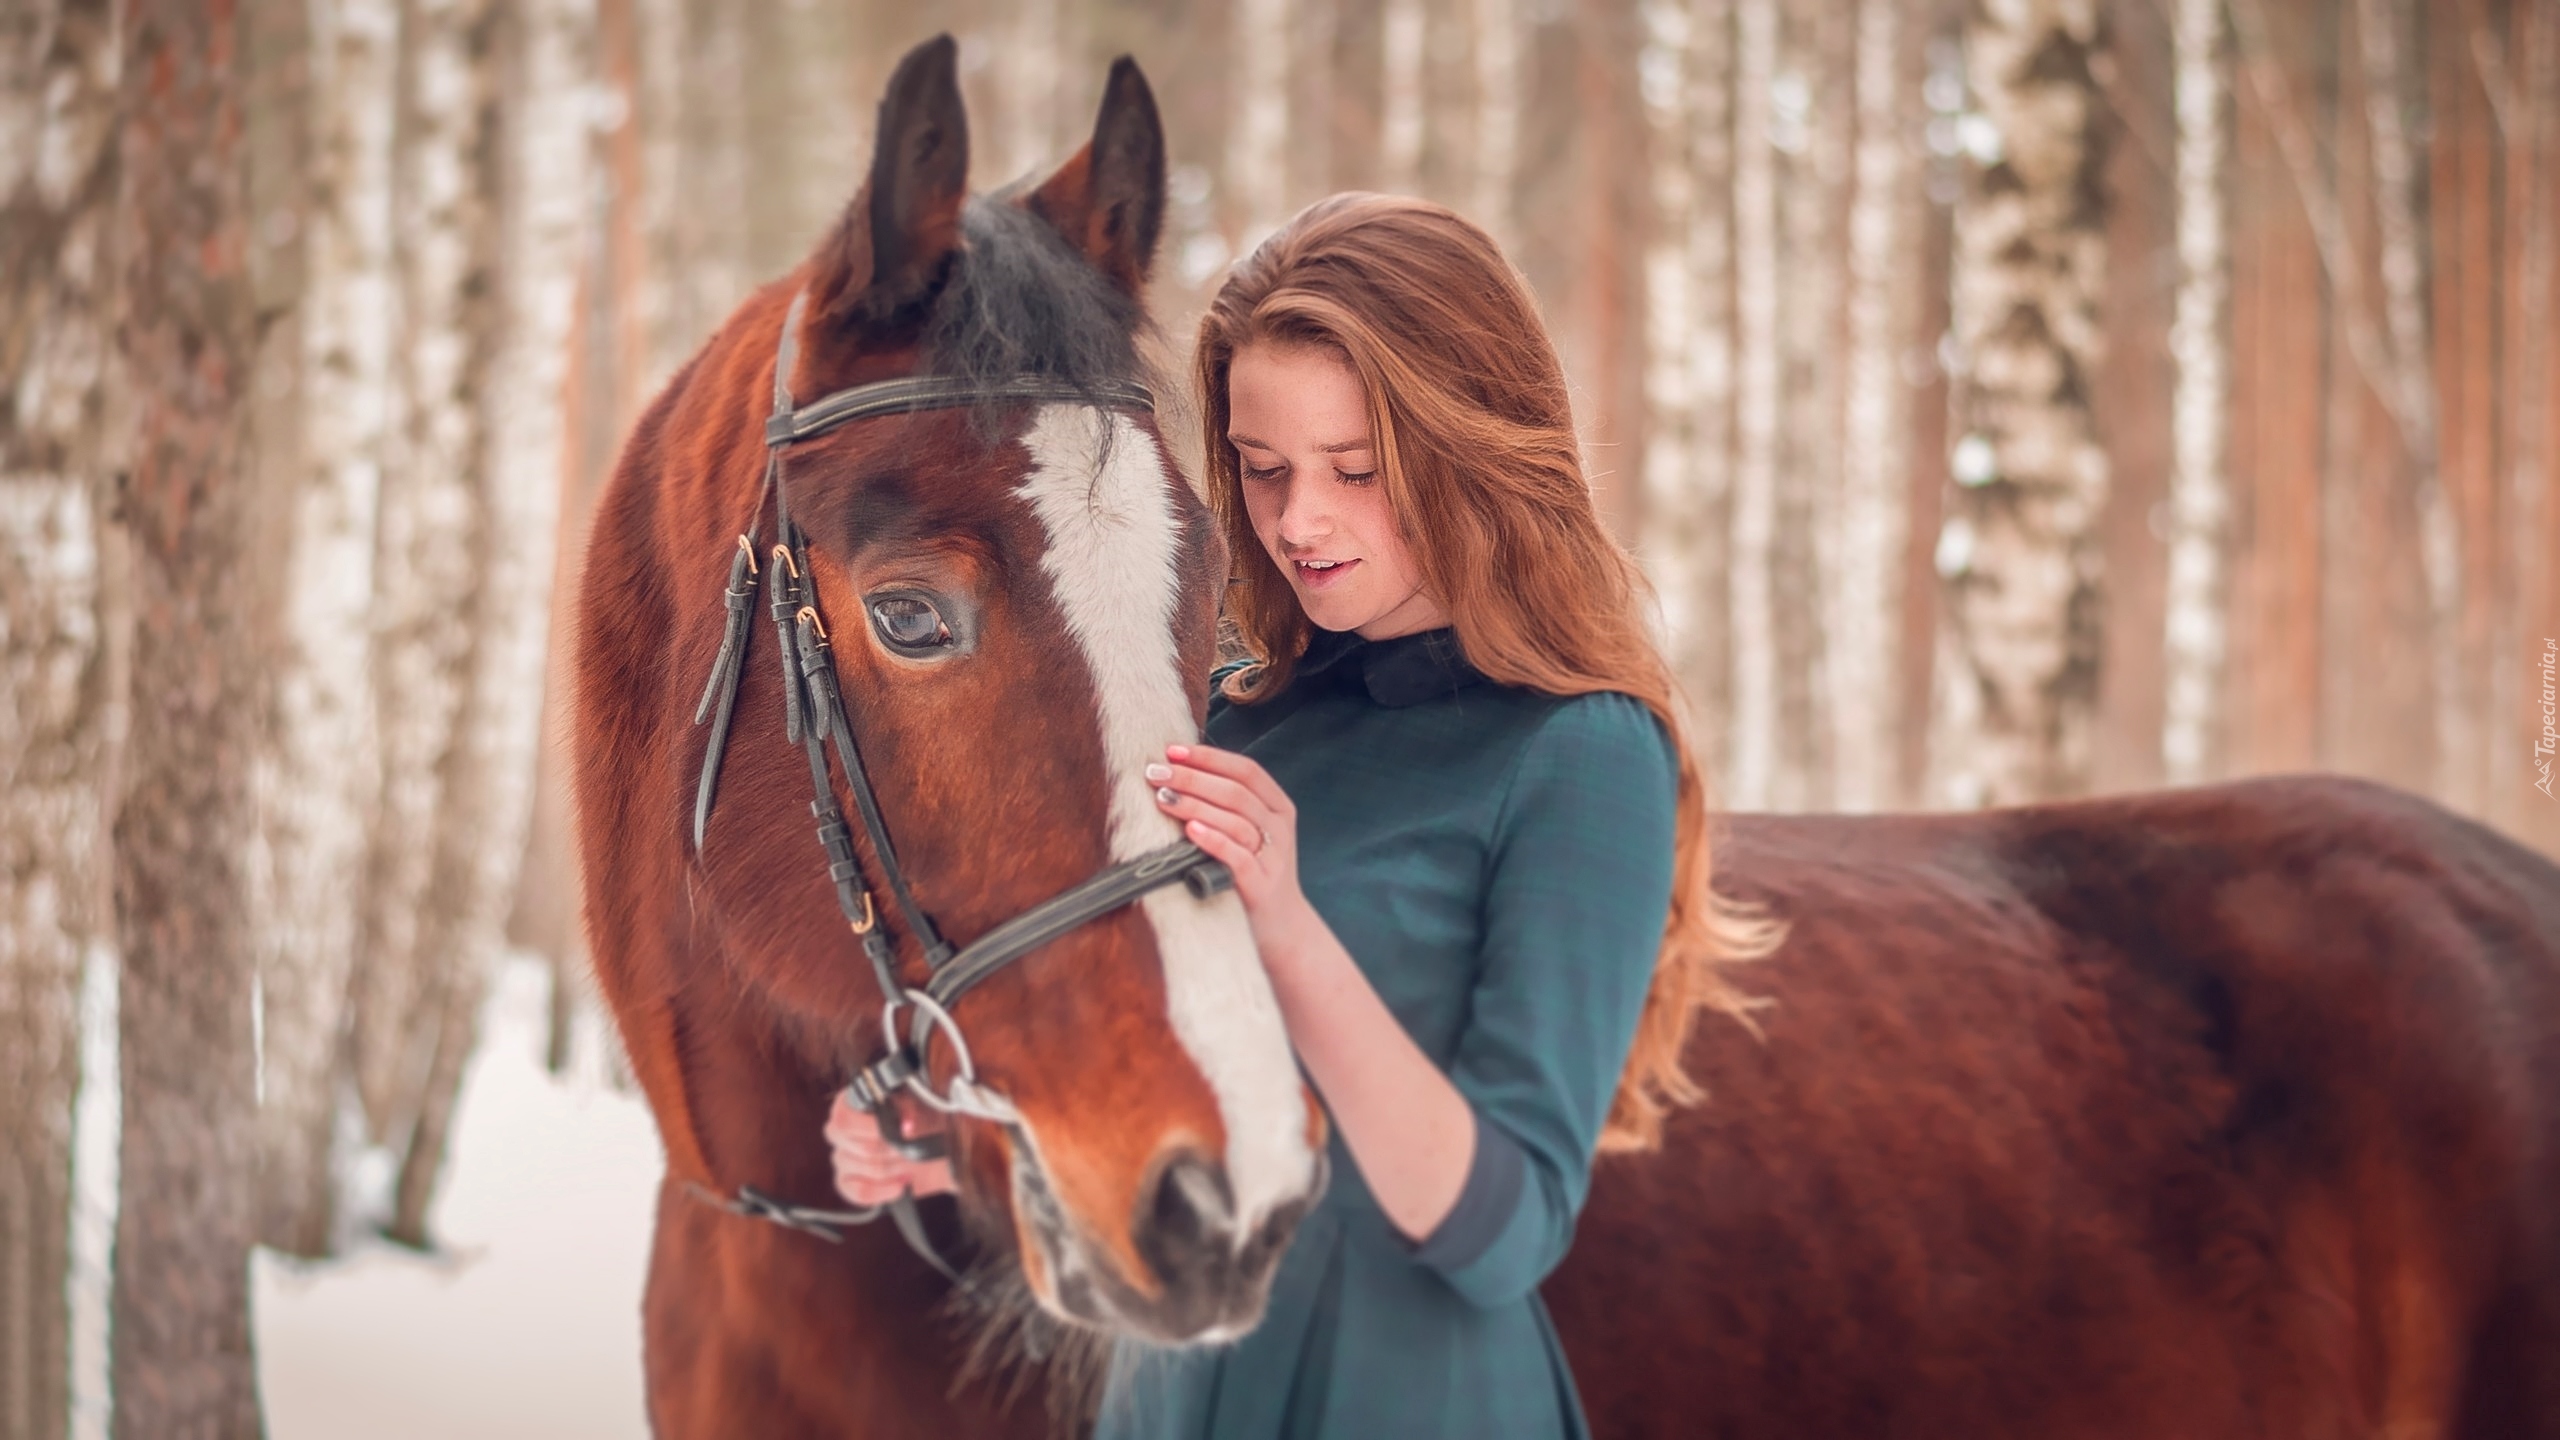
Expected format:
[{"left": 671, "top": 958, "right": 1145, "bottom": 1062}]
[{"left": 825, "top": 1093, "right": 956, "bottom": 1207}]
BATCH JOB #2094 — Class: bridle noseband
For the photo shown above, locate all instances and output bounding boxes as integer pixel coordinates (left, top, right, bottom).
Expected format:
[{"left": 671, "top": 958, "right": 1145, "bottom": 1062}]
[{"left": 685, "top": 292, "right": 1231, "bottom": 1278}]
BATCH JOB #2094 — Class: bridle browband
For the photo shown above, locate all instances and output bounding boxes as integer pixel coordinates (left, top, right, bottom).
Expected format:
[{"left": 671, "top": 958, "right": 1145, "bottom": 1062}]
[{"left": 685, "top": 292, "right": 1229, "bottom": 1279}]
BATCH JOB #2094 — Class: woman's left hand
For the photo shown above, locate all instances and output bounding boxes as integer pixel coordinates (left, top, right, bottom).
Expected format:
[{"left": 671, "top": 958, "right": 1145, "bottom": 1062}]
[{"left": 1148, "top": 744, "right": 1315, "bottom": 953}]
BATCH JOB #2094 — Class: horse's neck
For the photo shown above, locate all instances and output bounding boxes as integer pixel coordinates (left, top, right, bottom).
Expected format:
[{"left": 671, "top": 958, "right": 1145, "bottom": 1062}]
[
  {"left": 673, "top": 988, "right": 849, "bottom": 1211},
  {"left": 645, "top": 991, "right": 1055, "bottom": 1437}
]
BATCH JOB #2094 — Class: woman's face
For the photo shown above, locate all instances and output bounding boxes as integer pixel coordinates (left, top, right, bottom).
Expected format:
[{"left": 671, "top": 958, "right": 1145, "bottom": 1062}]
[{"left": 1226, "top": 341, "right": 1448, "bottom": 640}]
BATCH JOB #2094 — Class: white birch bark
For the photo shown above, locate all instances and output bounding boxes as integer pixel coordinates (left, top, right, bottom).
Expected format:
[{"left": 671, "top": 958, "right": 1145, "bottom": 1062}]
[
  {"left": 2160, "top": 0, "right": 2229, "bottom": 786},
  {"left": 1777, "top": 2, "right": 1847, "bottom": 812},
  {"left": 385, "top": 0, "right": 594, "bottom": 1244},
  {"left": 638, "top": 0, "right": 745, "bottom": 379},
  {"left": 251, "top": 0, "right": 396, "bottom": 1258},
  {"left": 1726, "top": 0, "right": 1780, "bottom": 810},
  {"left": 350, "top": 0, "right": 499, "bottom": 1146},
  {"left": 632, "top": 0, "right": 683, "bottom": 388},
  {"left": 2353, "top": 0, "right": 2467, "bottom": 807},
  {"left": 1381, "top": 0, "right": 1427, "bottom": 192},
  {"left": 0, "top": 9, "right": 116, "bottom": 1432},
  {"left": 1639, "top": 0, "right": 1698, "bottom": 657},
  {"left": 1680, "top": 0, "right": 1736, "bottom": 766},
  {"left": 1230, "top": 0, "right": 1293, "bottom": 244},
  {"left": 1470, "top": 0, "right": 1519, "bottom": 243},
  {"left": 1827, "top": 0, "right": 1912, "bottom": 812},
  {"left": 1929, "top": 0, "right": 2108, "bottom": 808}
]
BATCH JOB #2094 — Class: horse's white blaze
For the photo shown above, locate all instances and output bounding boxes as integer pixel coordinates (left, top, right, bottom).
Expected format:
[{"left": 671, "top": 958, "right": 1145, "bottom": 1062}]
[{"left": 1017, "top": 405, "right": 1315, "bottom": 1234}]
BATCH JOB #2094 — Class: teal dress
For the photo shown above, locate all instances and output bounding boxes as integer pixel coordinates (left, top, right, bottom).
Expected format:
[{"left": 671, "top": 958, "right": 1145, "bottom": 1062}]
[{"left": 1098, "top": 626, "right": 1680, "bottom": 1440}]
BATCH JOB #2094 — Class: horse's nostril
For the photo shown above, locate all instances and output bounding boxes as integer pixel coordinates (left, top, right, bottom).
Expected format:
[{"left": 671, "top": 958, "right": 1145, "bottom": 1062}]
[
  {"left": 1146, "top": 1149, "right": 1233, "bottom": 1245},
  {"left": 1115, "top": 1146, "right": 1303, "bottom": 1341}
]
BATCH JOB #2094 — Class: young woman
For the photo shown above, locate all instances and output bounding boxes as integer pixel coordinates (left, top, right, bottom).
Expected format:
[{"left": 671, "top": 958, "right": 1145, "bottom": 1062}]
[{"left": 827, "top": 192, "right": 1759, "bottom": 1438}]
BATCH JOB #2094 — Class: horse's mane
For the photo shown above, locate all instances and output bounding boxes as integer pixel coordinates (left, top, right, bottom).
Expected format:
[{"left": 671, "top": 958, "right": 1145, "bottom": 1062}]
[{"left": 923, "top": 197, "right": 1164, "bottom": 441}]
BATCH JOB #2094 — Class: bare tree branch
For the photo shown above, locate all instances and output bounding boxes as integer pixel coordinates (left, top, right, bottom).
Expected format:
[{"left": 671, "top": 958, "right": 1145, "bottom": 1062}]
[{"left": 2223, "top": 0, "right": 2420, "bottom": 451}]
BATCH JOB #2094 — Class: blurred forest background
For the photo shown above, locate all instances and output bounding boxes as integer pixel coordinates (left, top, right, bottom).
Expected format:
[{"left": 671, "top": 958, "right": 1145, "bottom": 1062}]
[{"left": 4, "top": 0, "right": 2556, "bottom": 1432}]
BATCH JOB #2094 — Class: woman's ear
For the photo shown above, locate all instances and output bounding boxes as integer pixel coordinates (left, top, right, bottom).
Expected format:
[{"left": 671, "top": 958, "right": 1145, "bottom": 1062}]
[
  {"left": 810, "top": 33, "right": 970, "bottom": 328},
  {"left": 1023, "top": 56, "right": 1166, "bottom": 297}
]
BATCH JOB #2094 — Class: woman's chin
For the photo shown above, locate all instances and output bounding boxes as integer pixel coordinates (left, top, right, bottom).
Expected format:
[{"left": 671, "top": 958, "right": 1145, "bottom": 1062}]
[{"left": 1300, "top": 597, "right": 1378, "bottom": 633}]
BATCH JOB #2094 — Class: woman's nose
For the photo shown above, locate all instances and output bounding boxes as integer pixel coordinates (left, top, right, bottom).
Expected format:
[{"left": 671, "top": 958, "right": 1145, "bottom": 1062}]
[{"left": 1275, "top": 473, "right": 1330, "bottom": 544}]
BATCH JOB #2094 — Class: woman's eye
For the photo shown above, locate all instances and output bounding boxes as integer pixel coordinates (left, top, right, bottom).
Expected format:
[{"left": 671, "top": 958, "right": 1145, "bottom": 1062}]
[
  {"left": 1241, "top": 462, "right": 1286, "bottom": 483},
  {"left": 868, "top": 595, "right": 953, "bottom": 651},
  {"left": 1336, "top": 470, "right": 1377, "bottom": 486}
]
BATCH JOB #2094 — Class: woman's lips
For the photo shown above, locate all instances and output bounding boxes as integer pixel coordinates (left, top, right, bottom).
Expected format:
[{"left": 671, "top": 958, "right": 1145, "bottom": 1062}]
[{"left": 1293, "top": 557, "right": 1359, "bottom": 590}]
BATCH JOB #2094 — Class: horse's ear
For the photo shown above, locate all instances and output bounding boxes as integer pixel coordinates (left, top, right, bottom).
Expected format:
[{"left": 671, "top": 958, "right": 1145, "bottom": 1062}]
[
  {"left": 1024, "top": 56, "right": 1166, "bottom": 296},
  {"left": 811, "top": 34, "right": 969, "bottom": 326}
]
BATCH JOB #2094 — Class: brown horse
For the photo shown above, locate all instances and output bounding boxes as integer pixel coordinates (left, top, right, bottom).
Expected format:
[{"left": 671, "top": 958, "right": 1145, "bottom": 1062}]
[
  {"left": 577, "top": 36, "right": 2560, "bottom": 1440},
  {"left": 1550, "top": 775, "right": 2560, "bottom": 1440},
  {"left": 574, "top": 38, "right": 1323, "bottom": 1437}
]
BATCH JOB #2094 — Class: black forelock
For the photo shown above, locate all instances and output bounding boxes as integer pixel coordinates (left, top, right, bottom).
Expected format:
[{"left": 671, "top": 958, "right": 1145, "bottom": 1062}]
[{"left": 923, "top": 199, "right": 1156, "bottom": 427}]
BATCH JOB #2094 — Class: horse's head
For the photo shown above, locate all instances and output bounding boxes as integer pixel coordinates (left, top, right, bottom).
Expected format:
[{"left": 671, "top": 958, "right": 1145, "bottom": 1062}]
[{"left": 676, "top": 37, "right": 1323, "bottom": 1344}]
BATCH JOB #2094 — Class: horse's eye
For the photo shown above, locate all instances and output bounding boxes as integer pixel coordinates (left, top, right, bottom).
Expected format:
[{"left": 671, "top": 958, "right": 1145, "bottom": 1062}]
[{"left": 868, "top": 595, "right": 953, "bottom": 652}]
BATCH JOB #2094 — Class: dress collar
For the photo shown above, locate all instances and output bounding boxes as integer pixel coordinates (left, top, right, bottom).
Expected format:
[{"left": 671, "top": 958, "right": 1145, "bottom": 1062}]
[{"left": 1296, "top": 626, "right": 1489, "bottom": 707}]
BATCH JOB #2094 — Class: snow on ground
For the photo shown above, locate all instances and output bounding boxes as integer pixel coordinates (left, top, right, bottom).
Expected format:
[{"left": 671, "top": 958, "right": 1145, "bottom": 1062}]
[{"left": 254, "top": 958, "right": 661, "bottom": 1440}]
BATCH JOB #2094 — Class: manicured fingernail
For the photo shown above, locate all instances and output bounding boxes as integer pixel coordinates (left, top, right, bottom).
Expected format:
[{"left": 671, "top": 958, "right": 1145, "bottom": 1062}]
[
  {"left": 1156, "top": 786, "right": 1178, "bottom": 806},
  {"left": 1144, "top": 762, "right": 1171, "bottom": 782},
  {"left": 1167, "top": 744, "right": 1191, "bottom": 760}
]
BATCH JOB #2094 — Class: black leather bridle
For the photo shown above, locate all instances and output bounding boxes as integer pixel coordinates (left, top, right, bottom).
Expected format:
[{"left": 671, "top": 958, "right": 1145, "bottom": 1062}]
[{"left": 685, "top": 292, "right": 1231, "bottom": 1277}]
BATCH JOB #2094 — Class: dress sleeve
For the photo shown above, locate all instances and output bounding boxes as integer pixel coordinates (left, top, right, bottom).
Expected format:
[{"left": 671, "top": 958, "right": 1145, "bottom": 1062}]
[{"left": 1405, "top": 691, "right": 1679, "bottom": 1309}]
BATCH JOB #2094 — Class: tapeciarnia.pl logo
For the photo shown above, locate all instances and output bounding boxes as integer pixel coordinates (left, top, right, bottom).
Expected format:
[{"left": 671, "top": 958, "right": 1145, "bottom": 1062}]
[{"left": 2537, "top": 637, "right": 2557, "bottom": 800}]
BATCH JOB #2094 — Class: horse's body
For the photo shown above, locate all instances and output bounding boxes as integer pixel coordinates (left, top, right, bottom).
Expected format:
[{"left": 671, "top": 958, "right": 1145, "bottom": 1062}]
[{"left": 1552, "top": 775, "right": 2560, "bottom": 1439}]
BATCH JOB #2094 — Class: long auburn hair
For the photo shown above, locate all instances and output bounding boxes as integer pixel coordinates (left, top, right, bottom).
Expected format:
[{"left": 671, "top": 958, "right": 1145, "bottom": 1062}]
[{"left": 1195, "top": 191, "right": 1779, "bottom": 1153}]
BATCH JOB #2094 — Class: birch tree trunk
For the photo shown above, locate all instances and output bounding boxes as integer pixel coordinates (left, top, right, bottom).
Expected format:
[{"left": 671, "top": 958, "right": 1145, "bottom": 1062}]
[
  {"left": 2511, "top": 0, "right": 2558, "bottom": 844},
  {"left": 384, "top": 0, "right": 594, "bottom": 1245},
  {"left": 1930, "top": 0, "right": 2108, "bottom": 807},
  {"left": 1292, "top": 0, "right": 1338, "bottom": 202},
  {"left": 109, "top": 0, "right": 264, "bottom": 1427},
  {"left": 1829, "top": 0, "right": 1915, "bottom": 813},
  {"left": 1472, "top": 0, "right": 1520, "bottom": 243},
  {"left": 1230, "top": 0, "right": 1292, "bottom": 243},
  {"left": 0, "top": 6, "right": 117, "bottom": 1433},
  {"left": 742, "top": 0, "right": 864, "bottom": 278},
  {"left": 1638, "top": 0, "right": 1713, "bottom": 722},
  {"left": 1900, "top": 11, "right": 1961, "bottom": 808},
  {"left": 1725, "top": 0, "right": 1782, "bottom": 809},
  {"left": 1330, "top": 0, "right": 1387, "bottom": 194},
  {"left": 2352, "top": 0, "right": 2465, "bottom": 808},
  {"left": 2159, "top": 0, "right": 2229, "bottom": 785},
  {"left": 2226, "top": 0, "right": 2410, "bottom": 784},
  {"left": 631, "top": 0, "right": 684, "bottom": 388},
  {"left": 1416, "top": 0, "right": 1476, "bottom": 204},
  {"left": 1380, "top": 0, "right": 1427, "bottom": 192},
  {"left": 641, "top": 0, "right": 746, "bottom": 379},
  {"left": 1769, "top": 3, "right": 1846, "bottom": 811},
  {"left": 348, "top": 0, "right": 499, "bottom": 1157},
  {"left": 251, "top": 0, "right": 397, "bottom": 1259},
  {"left": 1666, "top": 0, "right": 1735, "bottom": 778}
]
